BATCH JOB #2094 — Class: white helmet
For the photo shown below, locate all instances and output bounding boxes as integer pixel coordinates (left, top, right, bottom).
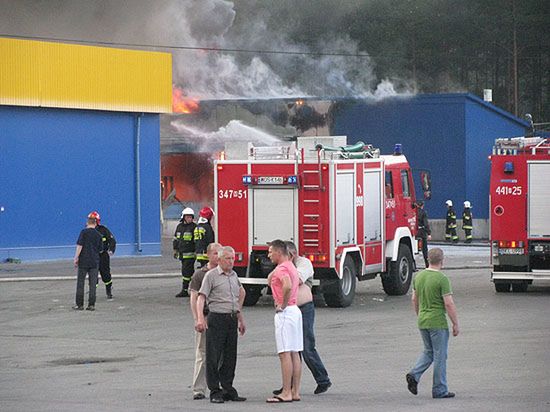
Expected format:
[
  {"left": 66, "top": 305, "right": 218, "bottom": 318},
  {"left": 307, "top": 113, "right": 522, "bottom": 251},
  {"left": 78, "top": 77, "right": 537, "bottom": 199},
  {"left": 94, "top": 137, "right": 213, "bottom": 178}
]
[
  {"left": 464, "top": 201, "right": 471, "bottom": 208},
  {"left": 180, "top": 207, "right": 195, "bottom": 219},
  {"left": 445, "top": 200, "right": 453, "bottom": 207}
]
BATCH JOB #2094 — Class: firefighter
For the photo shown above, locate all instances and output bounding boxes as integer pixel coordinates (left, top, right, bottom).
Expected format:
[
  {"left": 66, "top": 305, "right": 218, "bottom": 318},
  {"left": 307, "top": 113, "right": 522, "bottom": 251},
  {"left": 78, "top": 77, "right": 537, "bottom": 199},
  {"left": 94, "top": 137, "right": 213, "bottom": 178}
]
[
  {"left": 174, "top": 207, "right": 197, "bottom": 298},
  {"left": 88, "top": 211, "right": 116, "bottom": 299},
  {"left": 462, "top": 201, "right": 473, "bottom": 243},
  {"left": 415, "top": 201, "right": 431, "bottom": 267},
  {"left": 445, "top": 200, "right": 459, "bottom": 243},
  {"left": 194, "top": 206, "right": 215, "bottom": 268}
]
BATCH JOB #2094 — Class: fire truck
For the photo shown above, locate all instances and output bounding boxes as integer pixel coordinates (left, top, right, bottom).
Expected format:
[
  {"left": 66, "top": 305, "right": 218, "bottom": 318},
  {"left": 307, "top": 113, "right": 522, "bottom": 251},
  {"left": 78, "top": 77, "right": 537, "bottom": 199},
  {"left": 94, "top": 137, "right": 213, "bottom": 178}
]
[
  {"left": 490, "top": 136, "right": 550, "bottom": 292},
  {"left": 214, "top": 136, "right": 431, "bottom": 307}
]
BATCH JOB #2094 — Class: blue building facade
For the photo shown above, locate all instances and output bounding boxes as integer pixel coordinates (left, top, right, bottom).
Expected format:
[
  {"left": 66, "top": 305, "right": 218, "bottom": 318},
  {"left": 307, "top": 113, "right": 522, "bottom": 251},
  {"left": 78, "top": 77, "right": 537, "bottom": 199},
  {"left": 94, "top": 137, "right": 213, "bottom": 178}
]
[
  {"left": 0, "top": 106, "right": 161, "bottom": 261},
  {"left": 330, "top": 94, "right": 529, "bottom": 219}
]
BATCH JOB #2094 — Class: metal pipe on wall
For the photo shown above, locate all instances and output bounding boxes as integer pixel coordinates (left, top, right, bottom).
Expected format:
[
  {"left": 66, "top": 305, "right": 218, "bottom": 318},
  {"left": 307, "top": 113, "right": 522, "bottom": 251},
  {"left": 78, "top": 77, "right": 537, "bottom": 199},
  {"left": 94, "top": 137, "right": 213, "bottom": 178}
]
[{"left": 135, "top": 113, "right": 143, "bottom": 253}]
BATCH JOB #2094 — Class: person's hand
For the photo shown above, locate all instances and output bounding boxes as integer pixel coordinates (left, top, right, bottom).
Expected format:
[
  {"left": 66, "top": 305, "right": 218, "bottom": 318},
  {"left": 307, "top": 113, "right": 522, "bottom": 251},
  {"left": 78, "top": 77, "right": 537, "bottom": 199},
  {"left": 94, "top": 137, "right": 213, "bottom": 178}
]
[
  {"left": 452, "top": 323, "right": 459, "bottom": 337},
  {"left": 73, "top": 257, "right": 78, "bottom": 268},
  {"left": 173, "top": 252, "right": 179, "bottom": 259},
  {"left": 108, "top": 251, "right": 113, "bottom": 256},
  {"left": 196, "top": 319, "right": 207, "bottom": 333},
  {"left": 427, "top": 235, "right": 432, "bottom": 241},
  {"left": 238, "top": 315, "right": 246, "bottom": 336},
  {"left": 275, "top": 304, "right": 284, "bottom": 313}
]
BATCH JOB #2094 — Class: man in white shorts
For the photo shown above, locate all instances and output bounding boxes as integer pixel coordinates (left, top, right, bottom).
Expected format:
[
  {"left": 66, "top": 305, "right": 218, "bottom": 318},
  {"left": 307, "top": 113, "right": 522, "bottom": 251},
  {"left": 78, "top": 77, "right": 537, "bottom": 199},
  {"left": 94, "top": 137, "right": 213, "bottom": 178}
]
[{"left": 266, "top": 239, "right": 303, "bottom": 403}]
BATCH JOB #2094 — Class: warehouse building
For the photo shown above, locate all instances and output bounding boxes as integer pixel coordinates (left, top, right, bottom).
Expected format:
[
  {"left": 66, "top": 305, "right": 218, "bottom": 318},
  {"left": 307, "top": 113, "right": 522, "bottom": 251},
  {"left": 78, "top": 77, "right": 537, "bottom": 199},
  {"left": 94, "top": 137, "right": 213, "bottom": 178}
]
[{"left": 0, "top": 37, "right": 172, "bottom": 261}]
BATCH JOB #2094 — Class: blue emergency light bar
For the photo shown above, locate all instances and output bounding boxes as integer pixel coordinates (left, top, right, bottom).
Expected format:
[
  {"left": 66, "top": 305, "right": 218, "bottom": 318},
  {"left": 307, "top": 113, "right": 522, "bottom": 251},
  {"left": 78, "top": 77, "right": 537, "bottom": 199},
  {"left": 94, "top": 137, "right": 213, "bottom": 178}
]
[{"left": 242, "top": 175, "right": 298, "bottom": 185}]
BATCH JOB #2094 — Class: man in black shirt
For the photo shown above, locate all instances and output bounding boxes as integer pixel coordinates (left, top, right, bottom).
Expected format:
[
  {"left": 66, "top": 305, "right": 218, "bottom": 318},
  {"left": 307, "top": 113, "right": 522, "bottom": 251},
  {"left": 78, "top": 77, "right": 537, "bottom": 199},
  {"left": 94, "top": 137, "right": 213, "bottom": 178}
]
[{"left": 73, "top": 217, "right": 103, "bottom": 311}]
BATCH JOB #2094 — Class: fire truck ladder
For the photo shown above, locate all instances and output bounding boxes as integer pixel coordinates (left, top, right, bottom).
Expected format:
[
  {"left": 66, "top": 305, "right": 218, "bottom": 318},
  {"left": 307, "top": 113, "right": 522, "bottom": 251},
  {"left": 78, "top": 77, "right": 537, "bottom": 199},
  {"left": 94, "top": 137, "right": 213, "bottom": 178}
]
[{"left": 300, "top": 149, "right": 325, "bottom": 251}]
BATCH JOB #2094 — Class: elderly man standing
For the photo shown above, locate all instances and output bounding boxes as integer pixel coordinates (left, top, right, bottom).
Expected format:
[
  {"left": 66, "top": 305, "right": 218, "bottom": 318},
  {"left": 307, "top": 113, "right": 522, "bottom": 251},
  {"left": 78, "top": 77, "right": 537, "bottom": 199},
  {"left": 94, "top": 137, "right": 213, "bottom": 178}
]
[
  {"left": 266, "top": 239, "right": 302, "bottom": 403},
  {"left": 196, "top": 246, "right": 246, "bottom": 404},
  {"left": 189, "top": 242, "right": 222, "bottom": 400},
  {"left": 406, "top": 248, "right": 459, "bottom": 399}
]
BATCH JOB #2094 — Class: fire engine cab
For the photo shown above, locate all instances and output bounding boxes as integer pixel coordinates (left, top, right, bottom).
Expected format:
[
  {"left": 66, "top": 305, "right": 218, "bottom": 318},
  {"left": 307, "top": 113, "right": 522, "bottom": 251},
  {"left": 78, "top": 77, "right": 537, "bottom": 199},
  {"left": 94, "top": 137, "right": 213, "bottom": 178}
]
[
  {"left": 214, "top": 136, "right": 431, "bottom": 307},
  {"left": 490, "top": 136, "right": 550, "bottom": 292}
]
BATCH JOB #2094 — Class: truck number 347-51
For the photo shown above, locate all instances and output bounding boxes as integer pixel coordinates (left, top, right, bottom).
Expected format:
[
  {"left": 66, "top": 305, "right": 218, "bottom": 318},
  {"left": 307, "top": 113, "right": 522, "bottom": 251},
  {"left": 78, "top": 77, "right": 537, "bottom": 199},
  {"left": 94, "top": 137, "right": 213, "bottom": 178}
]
[
  {"left": 495, "top": 186, "right": 522, "bottom": 196},
  {"left": 218, "top": 189, "right": 247, "bottom": 199}
]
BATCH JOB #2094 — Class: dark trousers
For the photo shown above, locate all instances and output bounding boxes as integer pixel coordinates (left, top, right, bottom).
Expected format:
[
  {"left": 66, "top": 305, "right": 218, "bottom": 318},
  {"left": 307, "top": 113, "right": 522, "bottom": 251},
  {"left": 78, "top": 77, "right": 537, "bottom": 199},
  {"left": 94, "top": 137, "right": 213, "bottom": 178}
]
[
  {"left": 418, "top": 236, "right": 429, "bottom": 267},
  {"left": 205, "top": 313, "right": 239, "bottom": 399},
  {"left": 99, "top": 253, "right": 112, "bottom": 286},
  {"left": 76, "top": 267, "right": 98, "bottom": 307},
  {"left": 299, "top": 301, "right": 331, "bottom": 386},
  {"left": 180, "top": 258, "right": 195, "bottom": 287}
]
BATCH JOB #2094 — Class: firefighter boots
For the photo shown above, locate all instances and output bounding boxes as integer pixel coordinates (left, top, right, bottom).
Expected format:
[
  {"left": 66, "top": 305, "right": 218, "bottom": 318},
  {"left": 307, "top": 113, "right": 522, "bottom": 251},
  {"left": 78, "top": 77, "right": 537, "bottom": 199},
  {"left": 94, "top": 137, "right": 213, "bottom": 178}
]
[
  {"left": 175, "top": 286, "right": 189, "bottom": 298},
  {"left": 106, "top": 284, "right": 113, "bottom": 299}
]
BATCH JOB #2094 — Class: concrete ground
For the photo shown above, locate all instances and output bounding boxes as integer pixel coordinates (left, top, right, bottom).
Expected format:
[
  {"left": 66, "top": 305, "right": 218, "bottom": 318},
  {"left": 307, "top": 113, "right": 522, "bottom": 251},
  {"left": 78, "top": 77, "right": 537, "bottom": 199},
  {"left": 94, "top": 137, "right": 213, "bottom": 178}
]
[{"left": 1, "top": 242, "right": 550, "bottom": 411}]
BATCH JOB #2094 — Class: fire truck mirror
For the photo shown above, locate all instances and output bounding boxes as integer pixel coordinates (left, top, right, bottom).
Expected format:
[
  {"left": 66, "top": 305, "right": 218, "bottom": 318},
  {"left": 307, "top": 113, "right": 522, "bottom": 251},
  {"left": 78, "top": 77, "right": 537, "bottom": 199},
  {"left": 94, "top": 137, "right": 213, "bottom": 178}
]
[{"left": 420, "top": 170, "right": 432, "bottom": 200}]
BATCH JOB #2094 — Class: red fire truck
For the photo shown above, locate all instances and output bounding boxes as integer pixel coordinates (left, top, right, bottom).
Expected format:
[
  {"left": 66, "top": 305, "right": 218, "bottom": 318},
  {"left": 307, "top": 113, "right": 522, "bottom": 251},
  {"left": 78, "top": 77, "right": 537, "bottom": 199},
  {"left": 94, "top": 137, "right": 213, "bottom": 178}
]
[
  {"left": 214, "top": 136, "right": 431, "bottom": 307},
  {"left": 490, "top": 136, "right": 550, "bottom": 292}
]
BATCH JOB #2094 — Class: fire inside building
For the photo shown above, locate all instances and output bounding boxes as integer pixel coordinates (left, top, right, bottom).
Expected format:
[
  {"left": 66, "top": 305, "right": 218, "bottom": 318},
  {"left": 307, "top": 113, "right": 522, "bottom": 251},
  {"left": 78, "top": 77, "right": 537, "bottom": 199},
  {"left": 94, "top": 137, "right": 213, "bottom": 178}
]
[{"left": 162, "top": 91, "right": 530, "bottom": 240}]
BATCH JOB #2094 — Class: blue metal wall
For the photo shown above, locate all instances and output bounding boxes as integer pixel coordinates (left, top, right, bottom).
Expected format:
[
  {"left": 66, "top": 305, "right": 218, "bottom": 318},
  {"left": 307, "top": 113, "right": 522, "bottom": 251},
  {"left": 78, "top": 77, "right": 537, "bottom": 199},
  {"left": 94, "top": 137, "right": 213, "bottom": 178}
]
[
  {"left": 331, "top": 94, "right": 528, "bottom": 218},
  {"left": 0, "top": 105, "right": 161, "bottom": 261}
]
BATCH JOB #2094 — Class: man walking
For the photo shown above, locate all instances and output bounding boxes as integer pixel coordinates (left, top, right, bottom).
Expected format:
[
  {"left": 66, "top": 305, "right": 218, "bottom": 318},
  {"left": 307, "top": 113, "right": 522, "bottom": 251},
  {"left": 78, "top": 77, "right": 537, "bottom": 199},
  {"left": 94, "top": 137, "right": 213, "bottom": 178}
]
[
  {"left": 406, "top": 248, "right": 459, "bottom": 399},
  {"left": 445, "top": 200, "right": 459, "bottom": 243},
  {"left": 174, "top": 207, "right": 196, "bottom": 297},
  {"left": 196, "top": 246, "right": 246, "bottom": 404},
  {"left": 188, "top": 242, "right": 222, "bottom": 400},
  {"left": 266, "top": 240, "right": 302, "bottom": 403},
  {"left": 462, "top": 201, "right": 473, "bottom": 243},
  {"left": 415, "top": 201, "right": 431, "bottom": 268}
]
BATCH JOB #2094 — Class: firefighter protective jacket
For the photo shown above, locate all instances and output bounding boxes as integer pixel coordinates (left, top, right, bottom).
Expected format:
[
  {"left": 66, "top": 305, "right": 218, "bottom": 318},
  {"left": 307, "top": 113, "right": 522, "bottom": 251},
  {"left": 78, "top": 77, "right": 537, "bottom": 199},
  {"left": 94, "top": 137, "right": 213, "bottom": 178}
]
[
  {"left": 446, "top": 207, "right": 457, "bottom": 229},
  {"left": 194, "top": 218, "right": 215, "bottom": 261},
  {"left": 462, "top": 208, "right": 473, "bottom": 230},
  {"left": 173, "top": 221, "right": 197, "bottom": 259},
  {"left": 96, "top": 225, "right": 116, "bottom": 255},
  {"left": 416, "top": 208, "right": 431, "bottom": 238}
]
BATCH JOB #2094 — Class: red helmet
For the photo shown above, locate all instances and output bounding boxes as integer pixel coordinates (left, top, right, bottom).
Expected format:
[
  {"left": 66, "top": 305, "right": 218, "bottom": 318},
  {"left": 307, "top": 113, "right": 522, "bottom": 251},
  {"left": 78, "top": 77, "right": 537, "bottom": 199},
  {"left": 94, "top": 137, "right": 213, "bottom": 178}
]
[
  {"left": 88, "top": 211, "right": 101, "bottom": 225},
  {"left": 199, "top": 206, "right": 214, "bottom": 220}
]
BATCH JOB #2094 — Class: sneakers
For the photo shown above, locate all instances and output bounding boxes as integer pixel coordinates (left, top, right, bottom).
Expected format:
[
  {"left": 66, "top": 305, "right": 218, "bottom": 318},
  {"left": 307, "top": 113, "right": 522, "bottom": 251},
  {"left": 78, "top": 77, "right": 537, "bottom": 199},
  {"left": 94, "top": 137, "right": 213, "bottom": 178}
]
[
  {"left": 86, "top": 305, "right": 95, "bottom": 311},
  {"left": 193, "top": 393, "right": 206, "bottom": 400},
  {"left": 434, "top": 392, "right": 455, "bottom": 398},
  {"left": 314, "top": 382, "right": 332, "bottom": 394},
  {"left": 72, "top": 305, "right": 84, "bottom": 311},
  {"left": 406, "top": 373, "right": 418, "bottom": 395}
]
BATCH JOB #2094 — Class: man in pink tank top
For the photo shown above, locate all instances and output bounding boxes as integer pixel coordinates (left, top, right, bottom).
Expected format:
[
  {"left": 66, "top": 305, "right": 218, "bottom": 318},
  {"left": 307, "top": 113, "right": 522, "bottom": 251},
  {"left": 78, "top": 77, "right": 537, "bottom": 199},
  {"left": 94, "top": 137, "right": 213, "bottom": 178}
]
[{"left": 266, "top": 239, "right": 303, "bottom": 403}]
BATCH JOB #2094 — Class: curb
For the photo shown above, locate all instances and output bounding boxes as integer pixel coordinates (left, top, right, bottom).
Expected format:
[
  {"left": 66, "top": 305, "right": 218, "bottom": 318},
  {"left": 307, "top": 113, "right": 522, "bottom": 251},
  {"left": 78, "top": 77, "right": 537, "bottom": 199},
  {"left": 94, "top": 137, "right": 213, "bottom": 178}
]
[{"left": 0, "top": 273, "right": 179, "bottom": 282}]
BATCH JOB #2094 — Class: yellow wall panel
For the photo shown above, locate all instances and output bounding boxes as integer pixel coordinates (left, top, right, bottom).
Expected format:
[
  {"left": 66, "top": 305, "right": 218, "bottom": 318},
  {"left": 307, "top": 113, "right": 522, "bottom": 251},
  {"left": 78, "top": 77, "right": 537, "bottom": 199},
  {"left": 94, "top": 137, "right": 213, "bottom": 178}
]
[{"left": 0, "top": 37, "right": 172, "bottom": 113}]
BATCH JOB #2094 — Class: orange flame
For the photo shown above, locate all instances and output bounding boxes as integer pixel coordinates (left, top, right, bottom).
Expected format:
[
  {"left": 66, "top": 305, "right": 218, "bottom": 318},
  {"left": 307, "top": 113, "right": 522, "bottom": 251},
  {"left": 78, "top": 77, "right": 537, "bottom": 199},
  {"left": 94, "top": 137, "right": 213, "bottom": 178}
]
[{"left": 172, "top": 86, "right": 200, "bottom": 114}]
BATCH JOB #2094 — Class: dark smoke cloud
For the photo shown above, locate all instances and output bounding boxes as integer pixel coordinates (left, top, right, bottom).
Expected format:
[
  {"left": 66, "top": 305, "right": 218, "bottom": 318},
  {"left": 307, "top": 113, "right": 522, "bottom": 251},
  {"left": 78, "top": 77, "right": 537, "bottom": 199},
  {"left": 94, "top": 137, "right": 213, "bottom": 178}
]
[{"left": 0, "top": 0, "right": 413, "bottom": 99}]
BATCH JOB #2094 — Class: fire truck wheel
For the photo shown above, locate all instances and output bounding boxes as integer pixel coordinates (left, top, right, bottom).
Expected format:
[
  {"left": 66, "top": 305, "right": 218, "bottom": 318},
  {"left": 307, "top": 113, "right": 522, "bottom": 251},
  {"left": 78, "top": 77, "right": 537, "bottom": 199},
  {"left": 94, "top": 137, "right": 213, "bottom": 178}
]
[
  {"left": 242, "top": 285, "right": 263, "bottom": 306},
  {"left": 511, "top": 282, "right": 528, "bottom": 293},
  {"left": 323, "top": 256, "right": 357, "bottom": 308},
  {"left": 382, "top": 244, "right": 413, "bottom": 296},
  {"left": 494, "top": 282, "right": 511, "bottom": 293}
]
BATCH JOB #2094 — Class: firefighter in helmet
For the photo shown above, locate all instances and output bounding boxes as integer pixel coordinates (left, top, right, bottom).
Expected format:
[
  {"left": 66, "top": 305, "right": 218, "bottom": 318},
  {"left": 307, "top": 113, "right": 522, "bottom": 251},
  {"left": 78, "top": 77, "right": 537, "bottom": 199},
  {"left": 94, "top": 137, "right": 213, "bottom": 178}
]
[
  {"left": 174, "top": 207, "right": 197, "bottom": 298},
  {"left": 462, "top": 201, "right": 473, "bottom": 243},
  {"left": 194, "top": 206, "right": 215, "bottom": 268},
  {"left": 445, "top": 200, "right": 459, "bottom": 243},
  {"left": 415, "top": 200, "right": 431, "bottom": 268},
  {"left": 88, "top": 211, "right": 116, "bottom": 299}
]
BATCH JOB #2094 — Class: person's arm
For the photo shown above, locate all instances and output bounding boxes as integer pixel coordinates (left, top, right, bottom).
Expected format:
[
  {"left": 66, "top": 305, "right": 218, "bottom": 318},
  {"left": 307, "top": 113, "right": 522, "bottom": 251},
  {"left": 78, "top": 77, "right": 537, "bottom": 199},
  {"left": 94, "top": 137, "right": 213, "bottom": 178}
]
[
  {"left": 237, "top": 286, "right": 246, "bottom": 336},
  {"left": 190, "top": 290, "right": 199, "bottom": 330},
  {"left": 411, "top": 289, "right": 419, "bottom": 315},
  {"left": 108, "top": 228, "right": 116, "bottom": 255},
  {"left": 74, "top": 245, "right": 82, "bottom": 267},
  {"left": 196, "top": 294, "right": 207, "bottom": 333},
  {"left": 443, "top": 294, "right": 459, "bottom": 336}
]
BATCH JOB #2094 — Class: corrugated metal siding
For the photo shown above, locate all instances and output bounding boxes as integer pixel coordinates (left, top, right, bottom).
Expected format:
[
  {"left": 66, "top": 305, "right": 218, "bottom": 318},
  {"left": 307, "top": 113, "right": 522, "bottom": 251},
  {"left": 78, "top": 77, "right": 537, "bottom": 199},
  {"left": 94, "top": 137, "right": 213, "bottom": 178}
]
[{"left": 0, "top": 37, "right": 172, "bottom": 113}]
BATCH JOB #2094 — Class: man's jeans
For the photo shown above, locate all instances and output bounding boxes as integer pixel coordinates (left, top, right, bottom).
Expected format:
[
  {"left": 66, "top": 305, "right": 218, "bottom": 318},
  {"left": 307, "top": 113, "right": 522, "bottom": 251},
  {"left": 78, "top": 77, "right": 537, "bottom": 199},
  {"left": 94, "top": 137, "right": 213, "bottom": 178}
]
[
  {"left": 75, "top": 267, "right": 98, "bottom": 307},
  {"left": 299, "top": 301, "right": 331, "bottom": 386},
  {"left": 409, "top": 328, "right": 449, "bottom": 398}
]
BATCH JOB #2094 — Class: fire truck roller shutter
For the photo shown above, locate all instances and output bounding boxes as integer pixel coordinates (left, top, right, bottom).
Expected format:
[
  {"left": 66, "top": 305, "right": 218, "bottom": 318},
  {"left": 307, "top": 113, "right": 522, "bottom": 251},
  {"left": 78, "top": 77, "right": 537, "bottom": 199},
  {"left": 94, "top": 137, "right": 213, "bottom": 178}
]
[
  {"left": 252, "top": 188, "right": 296, "bottom": 245},
  {"left": 528, "top": 162, "right": 550, "bottom": 239}
]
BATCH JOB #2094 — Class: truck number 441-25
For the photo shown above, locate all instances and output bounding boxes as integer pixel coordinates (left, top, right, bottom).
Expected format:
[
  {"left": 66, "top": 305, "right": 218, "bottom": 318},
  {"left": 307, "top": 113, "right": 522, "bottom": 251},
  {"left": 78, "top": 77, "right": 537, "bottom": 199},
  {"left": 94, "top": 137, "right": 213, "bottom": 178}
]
[{"left": 495, "top": 186, "right": 522, "bottom": 196}]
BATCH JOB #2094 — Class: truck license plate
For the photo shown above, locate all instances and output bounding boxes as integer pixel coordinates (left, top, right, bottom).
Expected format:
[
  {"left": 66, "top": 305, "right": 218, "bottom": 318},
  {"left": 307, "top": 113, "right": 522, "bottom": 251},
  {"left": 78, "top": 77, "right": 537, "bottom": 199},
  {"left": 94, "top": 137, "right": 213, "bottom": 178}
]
[
  {"left": 258, "top": 176, "right": 284, "bottom": 185},
  {"left": 499, "top": 248, "right": 524, "bottom": 255}
]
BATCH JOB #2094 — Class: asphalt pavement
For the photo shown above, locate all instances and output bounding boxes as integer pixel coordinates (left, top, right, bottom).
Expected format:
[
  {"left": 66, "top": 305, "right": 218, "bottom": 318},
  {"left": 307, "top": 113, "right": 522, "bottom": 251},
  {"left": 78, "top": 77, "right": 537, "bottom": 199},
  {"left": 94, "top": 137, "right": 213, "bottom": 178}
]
[{"left": 2, "top": 240, "right": 550, "bottom": 411}]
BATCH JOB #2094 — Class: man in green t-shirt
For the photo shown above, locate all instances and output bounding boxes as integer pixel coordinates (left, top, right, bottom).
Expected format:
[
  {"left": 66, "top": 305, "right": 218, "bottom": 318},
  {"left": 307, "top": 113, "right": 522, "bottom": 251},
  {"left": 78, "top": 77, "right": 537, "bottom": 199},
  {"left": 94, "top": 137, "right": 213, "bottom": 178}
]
[{"left": 406, "top": 248, "right": 459, "bottom": 399}]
